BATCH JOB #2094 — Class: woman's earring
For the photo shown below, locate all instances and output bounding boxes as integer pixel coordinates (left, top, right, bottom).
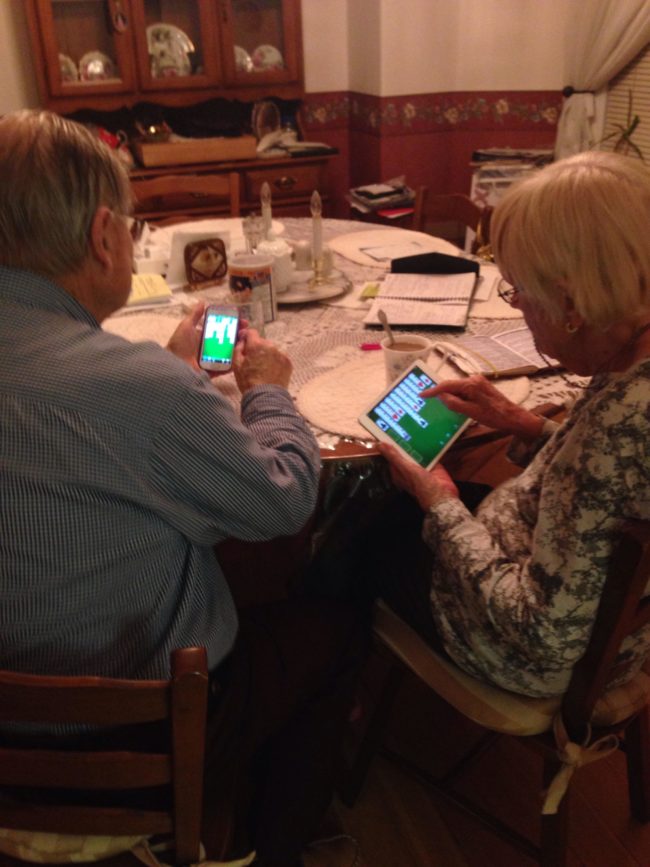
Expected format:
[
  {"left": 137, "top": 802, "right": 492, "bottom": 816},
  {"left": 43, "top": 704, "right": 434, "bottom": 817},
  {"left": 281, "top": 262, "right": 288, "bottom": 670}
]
[{"left": 565, "top": 321, "right": 578, "bottom": 334}]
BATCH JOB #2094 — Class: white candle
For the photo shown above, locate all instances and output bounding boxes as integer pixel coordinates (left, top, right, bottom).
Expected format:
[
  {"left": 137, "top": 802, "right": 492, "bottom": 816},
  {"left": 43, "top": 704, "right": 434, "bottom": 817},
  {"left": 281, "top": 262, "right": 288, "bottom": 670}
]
[
  {"left": 260, "top": 181, "right": 272, "bottom": 240},
  {"left": 310, "top": 190, "right": 323, "bottom": 267}
]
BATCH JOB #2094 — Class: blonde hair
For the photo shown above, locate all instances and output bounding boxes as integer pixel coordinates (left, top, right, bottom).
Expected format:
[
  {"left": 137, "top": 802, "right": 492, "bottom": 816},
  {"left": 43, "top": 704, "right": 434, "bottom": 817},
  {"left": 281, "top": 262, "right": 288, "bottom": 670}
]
[
  {"left": 491, "top": 151, "right": 650, "bottom": 328},
  {"left": 0, "top": 110, "right": 132, "bottom": 278}
]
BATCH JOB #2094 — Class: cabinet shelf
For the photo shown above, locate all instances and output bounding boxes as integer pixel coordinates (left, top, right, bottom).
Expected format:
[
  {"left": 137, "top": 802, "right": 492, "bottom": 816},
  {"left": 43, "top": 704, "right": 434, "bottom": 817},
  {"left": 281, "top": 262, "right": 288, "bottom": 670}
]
[{"left": 26, "top": 0, "right": 305, "bottom": 112}]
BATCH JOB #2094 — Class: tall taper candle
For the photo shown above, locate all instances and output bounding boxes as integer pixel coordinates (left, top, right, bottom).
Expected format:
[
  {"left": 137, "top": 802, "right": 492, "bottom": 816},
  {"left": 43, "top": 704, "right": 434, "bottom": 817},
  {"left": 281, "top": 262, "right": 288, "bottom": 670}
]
[
  {"left": 260, "top": 181, "right": 272, "bottom": 240},
  {"left": 310, "top": 190, "right": 323, "bottom": 268}
]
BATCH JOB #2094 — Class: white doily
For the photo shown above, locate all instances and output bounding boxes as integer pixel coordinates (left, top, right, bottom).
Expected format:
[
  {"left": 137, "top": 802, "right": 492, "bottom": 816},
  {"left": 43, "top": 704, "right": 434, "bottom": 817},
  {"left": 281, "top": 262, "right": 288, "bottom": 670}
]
[
  {"left": 327, "top": 228, "right": 461, "bottom": 268},
  {"left": 102, "top": 311, "right": 184, "bottom": 345},
  {"left": 470, "top": 291, "right": 525, "bottom": 320},
  {"left": 295, "top": 349, "right": 530, "bottom": 440}
]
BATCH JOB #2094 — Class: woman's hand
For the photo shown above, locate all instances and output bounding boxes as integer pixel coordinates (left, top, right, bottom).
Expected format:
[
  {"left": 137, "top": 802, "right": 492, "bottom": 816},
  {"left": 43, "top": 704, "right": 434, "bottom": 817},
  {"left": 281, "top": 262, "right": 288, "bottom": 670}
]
[
  {"left": 377, "top": 442, "right": 459, "bottom": 510},
  {"left": 166, "top": 301, "right": 205, "bottom": 373},
  {"left": 422, "top": 375, "right": 545, "bottom": 440},
  {"left": 233, "top": 328, "right": 292, "bottom": 393}
]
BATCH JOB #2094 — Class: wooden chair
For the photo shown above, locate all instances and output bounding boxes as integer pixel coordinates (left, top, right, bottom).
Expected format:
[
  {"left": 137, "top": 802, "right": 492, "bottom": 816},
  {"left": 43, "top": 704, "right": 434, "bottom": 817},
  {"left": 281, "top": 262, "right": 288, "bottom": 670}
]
[
  {"left": 412, "top": 188, "right": 493, "bottom": 256},
  {"left": 0, "top": 647, "right": 209, "bottom": 867},
  {"left": 343, "top": 520, "right": 650, "bottom": 867},
  {"left": 132, "top": 172, "right": 241, "bottom": 224}
]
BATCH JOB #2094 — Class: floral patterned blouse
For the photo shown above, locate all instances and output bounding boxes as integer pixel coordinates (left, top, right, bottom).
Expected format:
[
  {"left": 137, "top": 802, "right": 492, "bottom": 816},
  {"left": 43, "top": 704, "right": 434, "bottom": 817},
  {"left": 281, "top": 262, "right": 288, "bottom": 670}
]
[{"left": 424, "top": 359, "right": 650, "bottom": 697}]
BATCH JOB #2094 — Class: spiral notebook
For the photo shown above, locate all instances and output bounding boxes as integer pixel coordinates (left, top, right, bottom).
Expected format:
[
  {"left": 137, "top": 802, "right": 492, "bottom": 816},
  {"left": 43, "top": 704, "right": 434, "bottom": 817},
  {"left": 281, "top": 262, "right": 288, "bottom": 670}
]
[
  {"left": 363, "top": 251, "right": 480, "bottom": 328},
  {"left": 363, "top": 271, "right": 479, "bottom": 327}
]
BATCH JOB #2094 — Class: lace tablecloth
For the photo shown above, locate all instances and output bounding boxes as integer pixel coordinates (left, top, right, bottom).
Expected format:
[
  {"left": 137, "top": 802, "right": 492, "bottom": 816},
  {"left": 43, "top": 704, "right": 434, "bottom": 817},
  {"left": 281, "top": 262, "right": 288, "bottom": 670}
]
[{"left": 106, "top": 217, "right": 586, "bottom": 448}]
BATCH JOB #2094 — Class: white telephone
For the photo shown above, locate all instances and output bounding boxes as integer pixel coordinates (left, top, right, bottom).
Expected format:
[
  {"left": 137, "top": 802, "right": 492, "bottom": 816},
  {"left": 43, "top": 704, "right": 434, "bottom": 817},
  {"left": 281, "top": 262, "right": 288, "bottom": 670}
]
[
  {"left": 431, "top": 341, "right": 483, "bottom": 376},
  {"left": 256, "top": 127, "right": 298, "bottom": 154}
]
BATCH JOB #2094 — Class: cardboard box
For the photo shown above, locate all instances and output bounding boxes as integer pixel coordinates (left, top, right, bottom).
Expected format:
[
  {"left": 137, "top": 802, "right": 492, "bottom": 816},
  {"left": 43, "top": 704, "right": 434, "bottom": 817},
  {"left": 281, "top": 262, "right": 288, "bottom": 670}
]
[{"left": 133, "top": 135, "right": 257, "bottom": 167}]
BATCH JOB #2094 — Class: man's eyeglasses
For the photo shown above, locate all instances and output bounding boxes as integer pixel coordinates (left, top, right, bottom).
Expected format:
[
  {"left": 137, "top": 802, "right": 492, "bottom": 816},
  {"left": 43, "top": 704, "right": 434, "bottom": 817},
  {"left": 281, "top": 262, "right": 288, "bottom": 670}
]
[
  {"left": 497, "top": 279, "right": 519, "bottom": 306},
  {"left": 124, "top": 215, "right": 145, "bottom": 242}
]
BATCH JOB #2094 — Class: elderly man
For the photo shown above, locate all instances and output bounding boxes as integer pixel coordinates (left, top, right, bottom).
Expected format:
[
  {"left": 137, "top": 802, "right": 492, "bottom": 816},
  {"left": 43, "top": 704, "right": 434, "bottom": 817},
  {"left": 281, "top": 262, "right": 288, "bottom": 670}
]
[{"left": 0, "top": 110, "right": 363, "bottom": 867}]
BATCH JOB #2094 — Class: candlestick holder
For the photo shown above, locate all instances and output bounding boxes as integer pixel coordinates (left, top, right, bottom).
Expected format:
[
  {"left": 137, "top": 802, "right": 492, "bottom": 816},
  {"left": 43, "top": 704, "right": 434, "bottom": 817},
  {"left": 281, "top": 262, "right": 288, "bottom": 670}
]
[{"left": 310, "top": 255, "right": 325, "bottom": 288}]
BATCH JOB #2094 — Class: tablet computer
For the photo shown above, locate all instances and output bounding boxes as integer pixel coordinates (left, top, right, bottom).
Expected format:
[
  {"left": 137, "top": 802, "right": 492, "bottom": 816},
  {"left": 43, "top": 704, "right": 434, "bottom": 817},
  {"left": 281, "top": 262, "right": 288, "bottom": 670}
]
[{"left": 357, "top": 360, "right": 472, "bottom": 469}]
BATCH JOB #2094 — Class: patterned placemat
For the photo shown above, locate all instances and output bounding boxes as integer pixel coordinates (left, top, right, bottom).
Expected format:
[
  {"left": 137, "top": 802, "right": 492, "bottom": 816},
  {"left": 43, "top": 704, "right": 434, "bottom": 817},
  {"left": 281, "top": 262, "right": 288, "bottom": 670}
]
[
  {"left": 294, "top": 339, "right": 530, "bottom": 440},
  {"left": 327, "top": 228, "right": 461, "bottom": 268}
]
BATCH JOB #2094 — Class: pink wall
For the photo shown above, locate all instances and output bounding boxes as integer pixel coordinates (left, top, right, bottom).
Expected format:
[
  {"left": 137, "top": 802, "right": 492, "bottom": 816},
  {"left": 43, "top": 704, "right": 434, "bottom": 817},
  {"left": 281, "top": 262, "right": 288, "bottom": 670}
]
[{"left": 302, "top": 90, "right": 562, "bottom": 218}]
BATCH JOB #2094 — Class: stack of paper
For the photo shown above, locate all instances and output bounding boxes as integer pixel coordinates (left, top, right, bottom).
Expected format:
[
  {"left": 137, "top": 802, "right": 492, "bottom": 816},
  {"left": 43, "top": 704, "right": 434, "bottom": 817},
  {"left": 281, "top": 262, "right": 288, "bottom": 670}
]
[
  {"left": 348, "top": 179, "right": 415, "bottom": 214},
  {"left": 127, "top": 274, "right": 173, "bottom": 307}
]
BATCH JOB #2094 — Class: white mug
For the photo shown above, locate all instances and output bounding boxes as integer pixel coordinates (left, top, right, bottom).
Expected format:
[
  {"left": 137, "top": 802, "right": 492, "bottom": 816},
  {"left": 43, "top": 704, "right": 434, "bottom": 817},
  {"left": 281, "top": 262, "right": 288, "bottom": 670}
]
[{"left": 381, "top": 334, "right": 432, "bottom": 384}]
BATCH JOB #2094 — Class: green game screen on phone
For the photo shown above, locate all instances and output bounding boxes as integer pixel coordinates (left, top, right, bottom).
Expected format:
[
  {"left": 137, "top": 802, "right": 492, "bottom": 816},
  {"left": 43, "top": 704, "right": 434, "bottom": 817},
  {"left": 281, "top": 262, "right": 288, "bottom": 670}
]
[{"left": 201, "top": 312, "right": 238, "bottom": 365}]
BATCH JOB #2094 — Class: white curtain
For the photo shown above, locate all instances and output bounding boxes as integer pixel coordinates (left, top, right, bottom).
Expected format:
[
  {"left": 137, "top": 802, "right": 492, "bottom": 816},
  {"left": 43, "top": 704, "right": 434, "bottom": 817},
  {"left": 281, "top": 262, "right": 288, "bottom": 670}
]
[{"left": 555, "top": 0, "right": 650, "bottom": 159}]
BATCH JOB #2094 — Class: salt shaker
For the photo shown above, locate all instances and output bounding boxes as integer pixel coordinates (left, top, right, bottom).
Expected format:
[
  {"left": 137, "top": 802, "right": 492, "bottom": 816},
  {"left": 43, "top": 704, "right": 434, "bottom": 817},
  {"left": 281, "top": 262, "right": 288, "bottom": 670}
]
[
  {"left": 293, "top": 240, "right": 312, "bottom": 272},
  {"left": 257, "top": 233, "right": 294, "bottom": 294}
]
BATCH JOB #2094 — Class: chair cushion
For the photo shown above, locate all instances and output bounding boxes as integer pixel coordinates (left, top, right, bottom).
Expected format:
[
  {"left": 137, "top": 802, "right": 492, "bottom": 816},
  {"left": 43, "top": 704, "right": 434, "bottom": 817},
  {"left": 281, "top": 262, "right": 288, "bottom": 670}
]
[
  {"left": 0, "top": 829, "right": 146, "bottom": 863},
  {"left": 374, "top": 601, "right": 650, "bottom": 736},
  {"left": 0, "top": 833, "right": 256, "bottom": 867},
  {"left": 373, "top": 601, "right": 560, "bottom": 736}
]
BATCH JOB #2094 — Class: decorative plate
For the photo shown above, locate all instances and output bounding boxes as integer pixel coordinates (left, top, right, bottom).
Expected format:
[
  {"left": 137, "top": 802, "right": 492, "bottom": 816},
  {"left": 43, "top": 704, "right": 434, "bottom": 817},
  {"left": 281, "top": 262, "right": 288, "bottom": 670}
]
[
  {"left": 79, "top": 51, "right": 116, "bottom": 81},
  {"left": 234, "top": 45, "right": 253, "bottom": 72},
  {"left": 278, "top": 273, "right": 349, "bottom": 305},
  {"left": 251, "top": 44, "right": 284, "bottom": 70},
  {"left": 146, "top": 23, "right": 194, "bottom": 78},
  {"left": 58, "top": 53, "right": 78, "bottom": 83}
]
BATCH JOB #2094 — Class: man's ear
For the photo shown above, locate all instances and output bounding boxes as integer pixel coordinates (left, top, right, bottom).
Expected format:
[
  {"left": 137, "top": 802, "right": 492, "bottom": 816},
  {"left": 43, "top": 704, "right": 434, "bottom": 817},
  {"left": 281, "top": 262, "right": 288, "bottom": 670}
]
[{"left": 88, "top": 206, "right": 114, "bottom": 271}]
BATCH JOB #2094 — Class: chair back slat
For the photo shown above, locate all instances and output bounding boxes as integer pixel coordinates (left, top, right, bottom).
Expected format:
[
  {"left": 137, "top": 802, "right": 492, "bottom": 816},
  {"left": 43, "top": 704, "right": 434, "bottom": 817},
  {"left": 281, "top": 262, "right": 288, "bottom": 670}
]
[
  {"left": 0, "top": 748, "right": 170, "bottom": 789},
  {"left": 0, "top": 804, "right": 172, "bottom": 837},
  {"left": 412, "top": 188, "right": 492, "bottom": 255},
  {"left": 0, "top": 677, "right": 168, "bottom": 725}
]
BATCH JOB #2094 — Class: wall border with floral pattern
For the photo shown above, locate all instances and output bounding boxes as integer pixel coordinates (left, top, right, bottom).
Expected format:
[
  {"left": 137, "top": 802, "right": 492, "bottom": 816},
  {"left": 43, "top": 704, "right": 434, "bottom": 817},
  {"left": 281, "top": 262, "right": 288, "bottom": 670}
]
[{"left": 302, "top": 90, "right": 561, "bottom": 135}]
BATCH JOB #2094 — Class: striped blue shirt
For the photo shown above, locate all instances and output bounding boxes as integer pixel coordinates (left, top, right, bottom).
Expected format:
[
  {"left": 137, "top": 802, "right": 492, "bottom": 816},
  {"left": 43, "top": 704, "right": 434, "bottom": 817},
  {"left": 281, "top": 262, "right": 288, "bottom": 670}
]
[{"left": 0, "top": 267, "right": 321, "bottom": 679}]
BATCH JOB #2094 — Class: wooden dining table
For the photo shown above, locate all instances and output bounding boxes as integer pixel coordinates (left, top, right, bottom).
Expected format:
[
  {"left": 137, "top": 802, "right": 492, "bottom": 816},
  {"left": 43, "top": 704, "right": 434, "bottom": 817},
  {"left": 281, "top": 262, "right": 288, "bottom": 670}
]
[{"left": 106, "top": 216, "right": 580, "bottom": 604}]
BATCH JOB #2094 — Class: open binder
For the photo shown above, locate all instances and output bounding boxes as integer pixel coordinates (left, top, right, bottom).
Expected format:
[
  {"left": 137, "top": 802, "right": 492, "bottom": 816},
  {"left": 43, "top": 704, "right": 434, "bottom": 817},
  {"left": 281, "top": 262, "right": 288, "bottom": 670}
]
[{"left": 430, "top": 327, "right": 561, "bottom": 377}]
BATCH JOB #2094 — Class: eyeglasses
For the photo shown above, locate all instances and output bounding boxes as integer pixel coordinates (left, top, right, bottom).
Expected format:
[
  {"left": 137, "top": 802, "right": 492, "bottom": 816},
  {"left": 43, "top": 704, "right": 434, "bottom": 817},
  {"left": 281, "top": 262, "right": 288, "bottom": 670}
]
[
  {"left": 123, "top": 215, "right": 145, "bottom": 242},
  {"left": 497, "top": 279, "right": 519, "bottom": 306}
]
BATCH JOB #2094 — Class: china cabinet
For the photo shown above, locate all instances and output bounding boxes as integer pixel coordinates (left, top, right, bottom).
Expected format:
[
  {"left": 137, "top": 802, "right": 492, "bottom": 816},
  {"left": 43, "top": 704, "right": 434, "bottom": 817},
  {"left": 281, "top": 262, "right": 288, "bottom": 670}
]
[
  {"left": 24, "top": 1, "right": 336, "bottom": 218},
  {"left": 25, "top": 0, "right": 305, "bottom": 112}
]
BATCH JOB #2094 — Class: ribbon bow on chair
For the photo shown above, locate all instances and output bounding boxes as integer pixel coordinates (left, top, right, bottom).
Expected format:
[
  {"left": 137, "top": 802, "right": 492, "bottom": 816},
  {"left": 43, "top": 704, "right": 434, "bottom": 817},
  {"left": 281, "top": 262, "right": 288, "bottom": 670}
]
[{"left": 541, "top": 713, "right": 620, "bottom": 814}]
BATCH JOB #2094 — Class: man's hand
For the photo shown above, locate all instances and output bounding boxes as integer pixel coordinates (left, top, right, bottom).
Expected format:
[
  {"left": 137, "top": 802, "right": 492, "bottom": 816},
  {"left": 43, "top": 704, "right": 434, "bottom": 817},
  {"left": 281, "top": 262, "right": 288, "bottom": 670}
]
[
  {"left": 423, "top": 375, "right": 545, "bottom": 441},
  {"left": 377, "top": 442, "right": 459, "bottom": 510},
  {"left": 233, "top": 328, "right": 292, "bottom": 393},
  {"left": 166, "top": 301, "right": 205, "bottom": 373}
]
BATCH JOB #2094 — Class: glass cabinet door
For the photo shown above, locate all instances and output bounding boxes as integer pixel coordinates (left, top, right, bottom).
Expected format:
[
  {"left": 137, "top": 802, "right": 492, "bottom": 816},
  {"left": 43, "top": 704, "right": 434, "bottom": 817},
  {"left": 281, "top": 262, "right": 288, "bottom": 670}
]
[
  {"left": 130, "top": 0, "right": 221, "bottom": 91},
  {"left": 35, "top": 0, "right": 136, "bottom": 97},
  {"left": 219, "top": 0, "right": 301, "bottom": 85}
]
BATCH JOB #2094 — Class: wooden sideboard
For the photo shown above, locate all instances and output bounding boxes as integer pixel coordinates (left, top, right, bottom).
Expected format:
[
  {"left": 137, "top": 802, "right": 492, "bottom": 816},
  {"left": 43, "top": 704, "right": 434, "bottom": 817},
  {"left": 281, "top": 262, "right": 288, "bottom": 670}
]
[{"left": 130, "top": 152, "right": 332, "bottom": 221}]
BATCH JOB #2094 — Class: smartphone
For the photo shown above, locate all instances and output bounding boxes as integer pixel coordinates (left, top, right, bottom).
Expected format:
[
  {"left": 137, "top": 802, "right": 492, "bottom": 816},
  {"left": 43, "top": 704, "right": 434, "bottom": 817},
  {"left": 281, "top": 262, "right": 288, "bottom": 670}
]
[
  {"left": 198, "top": 305, "right": 240, "bottom": 372},
  {"left": 357, "top": 360, "right": 472, "bottom": 469}
]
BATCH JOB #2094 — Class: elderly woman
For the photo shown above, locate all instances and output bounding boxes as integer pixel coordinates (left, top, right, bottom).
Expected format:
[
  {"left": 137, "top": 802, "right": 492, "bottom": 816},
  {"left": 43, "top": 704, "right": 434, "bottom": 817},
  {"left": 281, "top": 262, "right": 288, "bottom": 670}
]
[{"left": 368, "top": 150, "right": 650, "bottom": 698}]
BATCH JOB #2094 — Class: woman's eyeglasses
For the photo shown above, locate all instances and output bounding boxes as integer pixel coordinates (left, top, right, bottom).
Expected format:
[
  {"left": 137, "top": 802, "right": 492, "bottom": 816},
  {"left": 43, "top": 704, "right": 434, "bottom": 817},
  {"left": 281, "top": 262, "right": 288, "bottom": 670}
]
[{"left": 497, "top": 279, "right": 519, "bottom": 306}]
